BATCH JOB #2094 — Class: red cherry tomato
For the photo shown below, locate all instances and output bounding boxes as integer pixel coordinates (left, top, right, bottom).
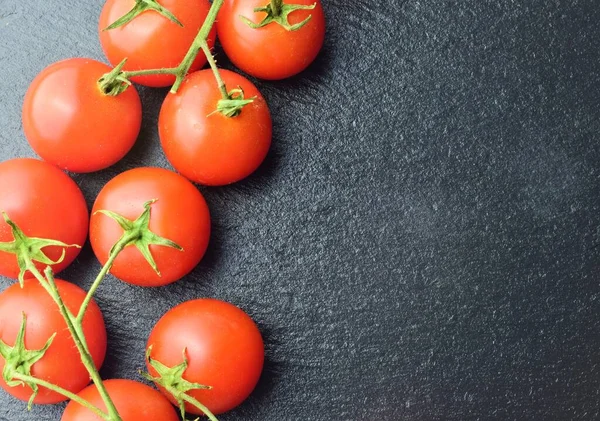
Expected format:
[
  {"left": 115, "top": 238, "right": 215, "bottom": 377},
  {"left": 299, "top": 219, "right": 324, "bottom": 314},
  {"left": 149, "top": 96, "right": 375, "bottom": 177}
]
[
  {"left": 217, "top": 0, "right": 325, "bottom": 80},
  {"left": 0, "top": 279, "right": 106, "bottom": 404},
  {"left": 61, "top": 379, "right": 179, "bottom": 420},
  {"left": 99, "top": 0, "right": 216, "bottom": 87},
  {"left": 90, "top": 167, "right": 211, "bottom": 287},
  {"left": 159, "top": 69, "right": 272, "bottom": 186},
  {"left": 0, "top": 159, "right": 88, "bottom": 279},
  {"left": 147, "top": 299, "right": 264, "bottom": 415},
  {"left": 22, "top": 58, "right": 142, "bottom": 173}
]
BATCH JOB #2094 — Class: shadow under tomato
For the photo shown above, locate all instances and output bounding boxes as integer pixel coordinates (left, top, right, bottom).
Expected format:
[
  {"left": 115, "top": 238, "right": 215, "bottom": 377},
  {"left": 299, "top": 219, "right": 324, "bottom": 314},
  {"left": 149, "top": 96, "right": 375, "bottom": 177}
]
[
  {"left": 258, "top": 42, "right": 334, "bottom": 96},
  {"left": 189, "top": 218, "right": 224, "bottom": 281},
  {"left": 55, "top": 239, "right": 96, "bottom": 288},
  {"left": 157, "top": 214, "right": 225, "bottom": 301},
  {"left": 217, "top": 139, "right": 284, "bottom": 198},
  {"left": 118, "top": 85, "right": 172, "bottom": 169}
]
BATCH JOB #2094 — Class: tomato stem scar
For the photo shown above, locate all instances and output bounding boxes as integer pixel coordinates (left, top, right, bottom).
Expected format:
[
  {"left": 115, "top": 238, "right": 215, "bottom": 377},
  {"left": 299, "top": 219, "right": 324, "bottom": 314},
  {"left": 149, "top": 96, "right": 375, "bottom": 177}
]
[{"left": 240, "top": 0, "right": 316, "bottom": 31}]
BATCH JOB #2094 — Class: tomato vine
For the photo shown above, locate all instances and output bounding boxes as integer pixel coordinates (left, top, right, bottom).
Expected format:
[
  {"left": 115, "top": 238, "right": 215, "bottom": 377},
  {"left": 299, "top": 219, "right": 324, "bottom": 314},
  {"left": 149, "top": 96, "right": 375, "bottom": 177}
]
[
  {"left": 100, "top": 0, "right": 225, "bottom": 97},
  {"left": 2, "top": 0, "right": 325, "bottom": 419}
]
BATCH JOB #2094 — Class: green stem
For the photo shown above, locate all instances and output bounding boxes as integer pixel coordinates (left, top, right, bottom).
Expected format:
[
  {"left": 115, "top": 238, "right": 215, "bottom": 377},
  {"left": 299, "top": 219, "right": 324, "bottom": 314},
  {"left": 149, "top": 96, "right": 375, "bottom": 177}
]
[
  {"left": 270, "top": 0, "right": 282, "bottom": 15},
  {"left": 170, "top": 0, "right": 224, "bottom": 93},
  {"left": 76, "top": 235, "right": 133, "bottom": 323},
  {"left": 199, "top": 41, "right": 228, "bottom": 99},
  {"left": 181, "top": 393, "right": 219, "bottom": 421},
  {"left": 99, "top": 0, "right": 225, "bottom": 95},
  {"left": 27, "top": 266, "right": 123, "bottom": 421},
  {"left": 45, "top": 269, "right": 122, "bottom": 421},
  {"left": 122, "top": 67, "right": 178, "bottom": 78},
  {"left": 12, "top": 373, "right": 110, "bottom": 420}
]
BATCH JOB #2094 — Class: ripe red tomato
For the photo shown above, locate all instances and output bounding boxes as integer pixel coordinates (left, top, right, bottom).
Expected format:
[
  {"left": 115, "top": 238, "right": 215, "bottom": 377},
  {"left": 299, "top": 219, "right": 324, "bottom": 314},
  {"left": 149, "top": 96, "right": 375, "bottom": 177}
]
[
  {"left": 159, "top": 69, "right": 272, "bottom": 186},
  {"left": 217, "top": 0, "right": 325, "bottom": 80},
  {"left": 147, "top": 299, "right": 264, "bottom": 415},
  {"left": 22, "top": 58, "right": 142, "bottom": 173},
  {"left": 61, "top": 379, "right": 179, "bottom": 420},
  {"left": 99, "top": 0, "right": 216, "bottom": 87},
  {"left": 0, "top": 279, "right": 106, "bottom": 404},
  {"left": 90, "top": 167, "right": 211, "bottom": 287},
  {"left": 0, "top": 159, "right": 88, "bottom": 279}
]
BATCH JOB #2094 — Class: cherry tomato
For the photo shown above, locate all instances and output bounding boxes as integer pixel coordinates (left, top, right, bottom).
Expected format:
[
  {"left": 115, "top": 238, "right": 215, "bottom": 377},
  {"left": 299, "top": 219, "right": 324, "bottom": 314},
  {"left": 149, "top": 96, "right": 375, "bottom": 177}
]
[
  {"left": 147, "top": 299, "right": 264, "bottom": 415},
  {"left": 159, "top": 69, "right": 272, "bottom": 186},
  {"left": 0, "top": 279, "right": 106, "bottom": 404},
  {"left": 22, "top": 58, "right": 142, "bottom": 173},
  {"left": 99, "top": 0, "right": 216, "bottom": 87},
  {"left": 90, "top": 167, "right": 211, "bottom": 287},
  {"left": 61, "top": 379, "right": 179, "bottom": 420},
  {"left": 217, "top": 0, "right": 325, "bottom": 80},
  {"left": 0, "top": 159, "right": 88, "bottom": 279}
]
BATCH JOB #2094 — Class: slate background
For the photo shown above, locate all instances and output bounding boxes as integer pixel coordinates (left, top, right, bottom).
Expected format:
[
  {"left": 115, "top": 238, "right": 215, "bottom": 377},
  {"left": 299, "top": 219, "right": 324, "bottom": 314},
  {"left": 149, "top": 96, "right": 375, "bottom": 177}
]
[{"left": 1, "top": 0, "right": 600, "bottom": 420}]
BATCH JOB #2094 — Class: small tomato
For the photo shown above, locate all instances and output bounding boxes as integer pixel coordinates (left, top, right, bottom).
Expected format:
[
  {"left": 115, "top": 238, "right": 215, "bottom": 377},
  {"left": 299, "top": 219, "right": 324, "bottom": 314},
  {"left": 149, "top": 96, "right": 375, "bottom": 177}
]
[
  {"left": 90, "top": 167, "right": 211, "bottom": 287},
  {"left": 159, "top": 69, "right": 272, "bottom": 186},
  {"left": 22, "top": 58, "right": 142, "bottom": 173},
  {"left": 217, "top": 0, "right": 326, "bottom": 80},
  {"left": 147, "top": 299, "right": 264, "bottom": 415}
]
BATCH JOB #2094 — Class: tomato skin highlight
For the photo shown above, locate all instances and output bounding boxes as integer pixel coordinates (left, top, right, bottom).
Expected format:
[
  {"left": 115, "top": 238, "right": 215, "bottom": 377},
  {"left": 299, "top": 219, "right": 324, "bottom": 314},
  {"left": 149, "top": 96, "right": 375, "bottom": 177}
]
[
  {"left": 0, "top": 158, "right": 88, "bottom": 278},
  {"left": 61, "top": 379, "right": 180, "bottom": 420},
  {"left": 0, "top": 279, "right": 107, "bottom": 404},
  {"left": 147, "top": 298, "right": 265, "bottom": 415},
  {"left": 90, "top": 167, "right": 211, "bottom": 287},
  {"left": 22, "top": 58, "right": 142, "bottom": 173},
  {"left": 159, "top": 69, "right": 272, "bottom": 186},
  {"left": 98, "top": 0, "right": 216, "bottom": 87},
  {"left": 217, "top": 0, "right": 326, "bottom": 80}
]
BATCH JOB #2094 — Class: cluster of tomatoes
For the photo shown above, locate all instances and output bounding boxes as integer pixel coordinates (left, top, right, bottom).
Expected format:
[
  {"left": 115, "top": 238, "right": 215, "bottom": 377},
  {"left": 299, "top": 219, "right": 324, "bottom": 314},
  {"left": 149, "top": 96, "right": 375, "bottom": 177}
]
[{"left": 0, "top": 0, "right": 325, "bottom": 420}]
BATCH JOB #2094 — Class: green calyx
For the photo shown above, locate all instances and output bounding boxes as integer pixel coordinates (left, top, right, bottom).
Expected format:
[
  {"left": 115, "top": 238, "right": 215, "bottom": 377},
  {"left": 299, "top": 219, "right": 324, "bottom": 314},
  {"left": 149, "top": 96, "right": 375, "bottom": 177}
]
[
  {"left": 98, "top": 58, "right": 131, "bottom": 96},
  {"left": 142, "top": 346, "right": 214, "bottom": 420},
  {"left": 0, "top": 314, "right": 56, "bottom": 410},
  {"left": 213, "top": 87, "right": 255, "bottom": 118},
  {"left": 95, "top": 200, "right": 183, "bottom": 276},
  {"left": 104, "top": 0, "right": 183, "bottom": 31},
  {"left": 240, "top": 0, "right": 316, "bottom": 31},
  {"left": 0, "top": 213, "right": 80, "bottom": 286}
]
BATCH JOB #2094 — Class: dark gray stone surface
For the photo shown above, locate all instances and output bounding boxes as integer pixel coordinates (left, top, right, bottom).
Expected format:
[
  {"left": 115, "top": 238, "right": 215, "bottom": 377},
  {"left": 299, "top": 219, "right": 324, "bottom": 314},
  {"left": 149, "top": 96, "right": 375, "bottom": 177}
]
[{"left": 1, "top": 0, "right": 600, "bottom": 419}]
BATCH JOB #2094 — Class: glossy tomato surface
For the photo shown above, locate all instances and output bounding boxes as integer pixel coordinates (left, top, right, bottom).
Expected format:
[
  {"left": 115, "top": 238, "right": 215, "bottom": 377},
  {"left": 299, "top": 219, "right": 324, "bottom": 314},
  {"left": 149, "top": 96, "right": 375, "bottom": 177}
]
[
  {"left": 61, "top": 379, "right": 179, "bottom": 420},
  {"left": 22, "top": 58, "right": 142, "bottom": 173},
  {"left": 147, "top": 299, "right": 264, "bottom": 415},
  {"left": 0, "top": 159, "right": 88, "bottom": 278},
  {"left": 217, "top": 0, "right": 325, "bottom": 80},
  {"left": 0, "top": 279, "right": 106, "bottom": 404},
  {"left": 159, "top": 69, "right": 272, "bottom": 186},
  {"left": 99, "top": 0, "right": 216, "bottom": 87},
  {"left": 90, "top": 167, "right": 211, "bottom": 287}
]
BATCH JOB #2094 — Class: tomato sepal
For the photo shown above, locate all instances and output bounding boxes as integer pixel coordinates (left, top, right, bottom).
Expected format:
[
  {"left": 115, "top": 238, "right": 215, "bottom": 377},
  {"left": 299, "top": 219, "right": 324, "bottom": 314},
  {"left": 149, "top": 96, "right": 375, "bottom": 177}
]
[
  {"left": 240, "top": 0, "right": 316, "bottom": 31},
  {"left": 104, "top": 0, "right": 183, "bottom": 31},
  {"left": 96, "top": 199, "right": 183, "bottom": 276},
  {"left": 211, "top": 87, "right": 256, "bottom": 118},
  {"left": 0, "top": 213, "right": 81, "bottom": 286},
  {"left": 97, "top": 58, "right": 132, "bottom": 96},
  {"left": 143, "top": 346, "right": 217, "bottom": 420},
  {"left": 0, "top": 313, "right": 56, "bottom": 409}
]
